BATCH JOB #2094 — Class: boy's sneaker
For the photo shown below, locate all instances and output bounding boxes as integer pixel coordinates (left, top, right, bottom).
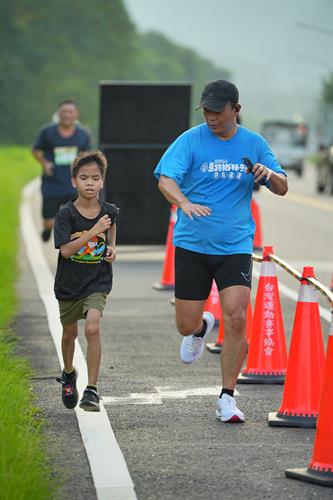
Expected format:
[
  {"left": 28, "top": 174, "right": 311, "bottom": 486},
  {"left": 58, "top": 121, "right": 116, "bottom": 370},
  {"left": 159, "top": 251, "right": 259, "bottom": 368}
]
[
  {"left": 79, "top": 388, "right": 100, "bottom": 412},
  {"left": 216, "top": 393, "right": 245, "bottom": 423},
  {"left": 180, "top": 311, "right": 215, "bottom": 364},
  {"left": 56, "top": 368, "right": 78, "bottom": 409}
]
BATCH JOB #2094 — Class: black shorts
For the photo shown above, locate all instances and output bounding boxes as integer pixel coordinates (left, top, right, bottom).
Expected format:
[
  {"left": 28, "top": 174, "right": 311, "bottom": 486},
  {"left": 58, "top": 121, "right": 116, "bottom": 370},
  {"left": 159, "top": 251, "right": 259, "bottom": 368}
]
[
  {"left": 175, "top": 247, "right": 252, "bottom": 300},
  {"left": 42, "top": 195, "right": 73, "bottom": 219}
]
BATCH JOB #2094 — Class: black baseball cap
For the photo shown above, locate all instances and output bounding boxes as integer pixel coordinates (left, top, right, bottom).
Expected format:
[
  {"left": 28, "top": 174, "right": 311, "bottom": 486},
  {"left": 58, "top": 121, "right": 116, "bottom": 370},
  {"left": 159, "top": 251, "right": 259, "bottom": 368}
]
[{"left": 196, "top": 80, "right": 239, "bottom": 112}]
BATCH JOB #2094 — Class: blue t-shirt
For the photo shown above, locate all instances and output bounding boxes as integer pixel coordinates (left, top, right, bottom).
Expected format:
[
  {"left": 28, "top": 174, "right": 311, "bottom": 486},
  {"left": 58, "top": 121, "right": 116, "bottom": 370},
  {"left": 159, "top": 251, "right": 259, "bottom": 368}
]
[
  {"left": 154, "top": 124, "right": 286, "bottom": 255},
  {"left": 33, "top": 123, "right": 91, "bottom": 197}
]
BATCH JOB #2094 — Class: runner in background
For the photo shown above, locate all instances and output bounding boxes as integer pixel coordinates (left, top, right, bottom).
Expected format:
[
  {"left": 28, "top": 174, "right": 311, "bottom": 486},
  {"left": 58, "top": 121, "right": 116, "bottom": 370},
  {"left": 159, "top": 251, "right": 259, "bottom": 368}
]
[{"left": 32, "top": 99, "right": 91, "bottom": 242}]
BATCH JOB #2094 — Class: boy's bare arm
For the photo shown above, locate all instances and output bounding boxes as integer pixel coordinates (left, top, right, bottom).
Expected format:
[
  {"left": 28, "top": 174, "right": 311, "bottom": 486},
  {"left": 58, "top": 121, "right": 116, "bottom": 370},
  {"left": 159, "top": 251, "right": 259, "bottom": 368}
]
[
  {"left": 108, "top": 224, "right": 116, "bottom": 247},
  {"left": 60, "top": 215, "right": 111, "bottom": 259},
  {"left": 105, "top": 224, "right": 116, "bottom": 263}
]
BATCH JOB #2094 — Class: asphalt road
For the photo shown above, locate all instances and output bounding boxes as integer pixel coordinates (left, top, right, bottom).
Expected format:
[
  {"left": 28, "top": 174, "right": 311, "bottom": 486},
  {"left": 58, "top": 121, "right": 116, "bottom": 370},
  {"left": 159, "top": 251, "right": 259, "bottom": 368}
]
[{"left": 16, "top": 162, "right": 332, "bottom": 500}]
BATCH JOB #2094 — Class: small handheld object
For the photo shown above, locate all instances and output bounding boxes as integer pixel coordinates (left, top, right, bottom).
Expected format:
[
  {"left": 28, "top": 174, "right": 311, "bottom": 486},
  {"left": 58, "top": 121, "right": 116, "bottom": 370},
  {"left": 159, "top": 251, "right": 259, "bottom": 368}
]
[{"left": 242, "top": 157, "right": 268, "bottom": 186}]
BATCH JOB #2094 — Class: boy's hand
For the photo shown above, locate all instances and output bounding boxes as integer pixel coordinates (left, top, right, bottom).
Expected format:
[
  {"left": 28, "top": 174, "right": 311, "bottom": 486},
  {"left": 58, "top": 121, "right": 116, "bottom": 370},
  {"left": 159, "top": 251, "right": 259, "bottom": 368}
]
[
  {"left": 93, "top": 215, "right": 111, "bottom": 235},
  {"left": 104, "top": 245, "right": 116, "bottom": 263}
]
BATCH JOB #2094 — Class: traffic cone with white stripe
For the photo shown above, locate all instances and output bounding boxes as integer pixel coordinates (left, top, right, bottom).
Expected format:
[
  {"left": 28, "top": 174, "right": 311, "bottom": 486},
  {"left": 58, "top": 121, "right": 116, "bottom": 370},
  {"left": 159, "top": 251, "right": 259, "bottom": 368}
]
[
  {"left": 251, "top": 195, "right": 263, "bottom": 252},
  {"left": 285, "top": 314, "right": 333, "bottom": 486},
  {"left": 238, "top": 246, "right": 287, "bottom": 384},
  {"left": 206, "top": 303, "right": 253, "bottom": 353},
  {"left": 268, "top": 267, "right": 325, "bottom": 428},
  {"left": 152, "top": 204, "right": 177, "bottom": 290},
  {"left": 206, "top": 308, "right": 224, "bottom": 353},
  {"left": 204, "top": 280, "right": 222, "bottom": 326}
]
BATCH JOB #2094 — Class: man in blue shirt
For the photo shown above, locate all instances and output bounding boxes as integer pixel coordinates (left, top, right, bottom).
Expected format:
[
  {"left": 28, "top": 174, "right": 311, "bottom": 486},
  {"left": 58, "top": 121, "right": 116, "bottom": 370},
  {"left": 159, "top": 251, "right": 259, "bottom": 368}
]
[
  {"left": 32, "top": 99, "right": 91, "bottom": 242},
  {"left": 154, "top": 80, "right": 288, "bottom": 423}
]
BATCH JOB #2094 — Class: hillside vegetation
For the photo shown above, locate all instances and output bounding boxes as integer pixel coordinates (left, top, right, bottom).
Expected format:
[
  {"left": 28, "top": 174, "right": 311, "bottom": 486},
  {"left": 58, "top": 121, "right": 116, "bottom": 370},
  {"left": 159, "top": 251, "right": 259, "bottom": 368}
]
[{"left": 0, "top": 0, "right": 230, "bottom": 144}]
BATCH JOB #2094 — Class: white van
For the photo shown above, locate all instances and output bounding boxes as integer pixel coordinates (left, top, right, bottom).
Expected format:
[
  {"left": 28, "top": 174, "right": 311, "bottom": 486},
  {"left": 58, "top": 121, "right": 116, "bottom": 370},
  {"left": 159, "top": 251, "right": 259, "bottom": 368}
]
[{"left": 261, "top": 121, "right": 308, "bottom": 177}]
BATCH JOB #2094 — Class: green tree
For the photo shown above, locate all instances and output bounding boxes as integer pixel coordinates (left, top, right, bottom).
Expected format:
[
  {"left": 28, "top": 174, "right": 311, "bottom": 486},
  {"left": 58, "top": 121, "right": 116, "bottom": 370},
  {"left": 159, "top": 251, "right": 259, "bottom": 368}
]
[
  {"left": 0, "top": 0, "right": 139, "bottom": 143},
  {"left": 137, "top": 31, "right": 231, "bottom": 124},
  {"left": 0, "top": 0, "right": 230, "bottom": 144}
]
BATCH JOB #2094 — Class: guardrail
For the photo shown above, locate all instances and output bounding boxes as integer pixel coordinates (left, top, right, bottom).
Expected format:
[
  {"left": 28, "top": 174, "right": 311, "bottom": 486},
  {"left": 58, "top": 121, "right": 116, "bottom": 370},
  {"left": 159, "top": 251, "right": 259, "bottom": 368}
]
[{"left": 253, "top": 252, "right": 333, "bottom": 309}]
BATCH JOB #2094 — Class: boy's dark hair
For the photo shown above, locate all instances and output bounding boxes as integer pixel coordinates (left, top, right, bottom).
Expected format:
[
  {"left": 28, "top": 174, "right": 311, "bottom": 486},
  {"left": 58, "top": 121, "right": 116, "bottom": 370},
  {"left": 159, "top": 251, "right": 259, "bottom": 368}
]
[
  {"left": 71, "top": 151, "right": 108, "bottom": 178},
  {"left": 58, "top": 98, "right": 77, "bottom": 108}
]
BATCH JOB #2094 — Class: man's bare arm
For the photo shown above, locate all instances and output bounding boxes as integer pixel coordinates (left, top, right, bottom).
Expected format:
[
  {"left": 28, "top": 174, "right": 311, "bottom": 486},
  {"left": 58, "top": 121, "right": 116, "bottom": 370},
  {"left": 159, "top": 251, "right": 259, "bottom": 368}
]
[
  {"left": 158, "top": 175, "right": 211, "bottom": 220},
  {"left": 31, "top": 148, "right": 54, "bottom": 176}
]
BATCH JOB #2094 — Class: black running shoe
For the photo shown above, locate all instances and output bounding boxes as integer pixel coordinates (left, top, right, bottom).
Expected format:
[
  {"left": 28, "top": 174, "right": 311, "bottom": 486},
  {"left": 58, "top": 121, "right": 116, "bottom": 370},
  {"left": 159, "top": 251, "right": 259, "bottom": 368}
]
[
  {"left": 79, "top": 387, "right": 100, "bottom": 412},
  {"left": 56, "top": 368, "right": 79, "bottom": 409},
  {"left": 41, "top": 229, "right": 52, "bottom": 242}
]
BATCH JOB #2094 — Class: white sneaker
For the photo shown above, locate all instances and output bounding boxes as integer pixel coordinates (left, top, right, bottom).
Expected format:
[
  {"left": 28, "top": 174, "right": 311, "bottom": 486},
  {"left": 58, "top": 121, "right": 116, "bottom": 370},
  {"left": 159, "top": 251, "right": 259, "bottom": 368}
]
[
  {"left": 216, "top": 393, "right": 245, "bottom": 423},
  {"left": 180, "top": 311, "right": 215, "bottom": 364}
]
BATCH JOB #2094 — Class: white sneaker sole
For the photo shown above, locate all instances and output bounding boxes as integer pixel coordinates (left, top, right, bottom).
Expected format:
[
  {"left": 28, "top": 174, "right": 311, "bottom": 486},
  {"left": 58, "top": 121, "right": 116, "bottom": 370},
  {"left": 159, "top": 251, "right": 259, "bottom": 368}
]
[
  {"left": 179, "top": 311, "right": 215, "bottom": 364},
  {"left": 181, "top": 343, "right": 205, "bottom": 364},
  {"left": 216, "top": 409, "right": 245, "bottom": 423}
]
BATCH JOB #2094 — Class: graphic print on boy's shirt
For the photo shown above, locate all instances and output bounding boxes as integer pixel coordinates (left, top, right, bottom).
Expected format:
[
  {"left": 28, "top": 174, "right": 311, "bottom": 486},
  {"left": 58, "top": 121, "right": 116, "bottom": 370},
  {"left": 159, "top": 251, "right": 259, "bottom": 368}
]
[{"left": 70, "top": 230, "right": 107, "bottom": 264}]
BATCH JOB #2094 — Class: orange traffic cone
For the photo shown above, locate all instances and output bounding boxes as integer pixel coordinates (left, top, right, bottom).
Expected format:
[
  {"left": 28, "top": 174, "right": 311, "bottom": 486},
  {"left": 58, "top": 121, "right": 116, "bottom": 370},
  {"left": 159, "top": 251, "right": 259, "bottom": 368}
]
[
  {"left": 206, "top": 303, "right": 253, "bottom": 353},
  {"left": 152, "top": 204, "right": 177, "bottom": 290},
  {"left": 285, "top": 315, "right": 333, "bottom": 486},
  {"left": 268, "top": 267, "right": 325, "bottom": 428},
  {"left": 238, "top": 246, "right": 287, "bottom": 384},
  {"left": 206, "top": 310, "right": 224, "bottom": 353},
  {"left": 251, "top": 195, "right": 263, "bottom": 252},
  {"left": 204, "top": 280, "right": 222, "bottom": 325}
]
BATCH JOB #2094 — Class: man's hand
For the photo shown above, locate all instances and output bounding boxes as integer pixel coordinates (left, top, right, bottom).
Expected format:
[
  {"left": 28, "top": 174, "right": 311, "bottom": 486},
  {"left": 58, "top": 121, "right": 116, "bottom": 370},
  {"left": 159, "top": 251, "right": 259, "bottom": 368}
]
[
  {"left": 249, "top": 163, "right": 273, "bottom": 184},
  {"left": 43, "top": 160, "right": 54, "bottom": 177},
  {"left": 92, "top": 215, "right": 111, "bottom": 235},
  {"left": 179, "top": 200, "right": 211, "bottom": 220},
  {"left": 104, "top": 245, "right": 116, "bottom": 263},
  {"left": 246, "top": 163, "right": 288, "bottom": 195}
]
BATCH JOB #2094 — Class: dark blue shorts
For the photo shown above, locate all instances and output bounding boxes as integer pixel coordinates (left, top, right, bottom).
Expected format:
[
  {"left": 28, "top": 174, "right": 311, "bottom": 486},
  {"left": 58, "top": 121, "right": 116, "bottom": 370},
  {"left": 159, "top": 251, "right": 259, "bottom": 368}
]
[
  {"left": 42, "top": 195, "right": 73, "bottom": 219},
  {"left": 175, "top": 247, "right": 252, "bottom": 300}
]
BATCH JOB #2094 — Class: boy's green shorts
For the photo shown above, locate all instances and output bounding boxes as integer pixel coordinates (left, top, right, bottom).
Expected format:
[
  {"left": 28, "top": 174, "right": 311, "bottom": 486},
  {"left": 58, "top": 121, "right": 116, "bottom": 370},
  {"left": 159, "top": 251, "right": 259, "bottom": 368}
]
[{"left": 58, "top": 292, "right": 107, "bottom": 326}]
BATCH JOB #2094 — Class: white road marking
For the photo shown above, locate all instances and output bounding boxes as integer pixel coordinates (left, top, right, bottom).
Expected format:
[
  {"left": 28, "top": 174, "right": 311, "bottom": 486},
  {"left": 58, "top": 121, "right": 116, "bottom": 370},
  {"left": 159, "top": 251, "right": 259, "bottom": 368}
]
[
  {"left": 21, "top": 179, "right": 137, "bottom": 500},
  {"left": 103, "top": 386, "right": 239, "bottom": 406},
  {"left": 116, "top": 245, "right": 165, "bottom": 262},
  {"left": 103, "top": 394, "right": 163, "bottom": 406}
]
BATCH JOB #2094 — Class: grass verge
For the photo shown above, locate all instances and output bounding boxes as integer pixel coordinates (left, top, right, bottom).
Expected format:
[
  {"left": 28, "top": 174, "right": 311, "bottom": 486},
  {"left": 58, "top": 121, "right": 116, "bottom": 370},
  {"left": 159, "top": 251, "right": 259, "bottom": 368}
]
[{"left": 0, "top": 146, "right": 56, "bottom": 499}]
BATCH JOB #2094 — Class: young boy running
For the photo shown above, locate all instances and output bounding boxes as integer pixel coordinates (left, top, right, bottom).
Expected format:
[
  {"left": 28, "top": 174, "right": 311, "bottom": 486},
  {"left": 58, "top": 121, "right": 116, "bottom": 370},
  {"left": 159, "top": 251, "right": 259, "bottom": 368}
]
[{"left": 54, "top": 151, "right": 119, "bottom": 412}]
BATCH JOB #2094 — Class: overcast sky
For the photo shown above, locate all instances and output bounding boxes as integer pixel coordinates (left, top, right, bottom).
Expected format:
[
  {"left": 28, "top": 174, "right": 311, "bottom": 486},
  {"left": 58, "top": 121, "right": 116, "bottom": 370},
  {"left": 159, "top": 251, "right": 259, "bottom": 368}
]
[{"left": 124, "top": 0, "right": 333, "bottom": 130}]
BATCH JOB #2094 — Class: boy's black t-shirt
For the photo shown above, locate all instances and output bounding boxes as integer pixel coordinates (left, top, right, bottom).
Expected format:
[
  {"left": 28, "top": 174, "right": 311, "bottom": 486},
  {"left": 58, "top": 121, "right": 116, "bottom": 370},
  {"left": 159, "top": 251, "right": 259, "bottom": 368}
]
[{"left": 54, "top": 200, "right": 119, "bottom": 300}]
